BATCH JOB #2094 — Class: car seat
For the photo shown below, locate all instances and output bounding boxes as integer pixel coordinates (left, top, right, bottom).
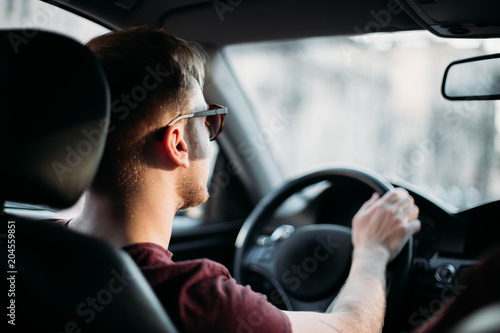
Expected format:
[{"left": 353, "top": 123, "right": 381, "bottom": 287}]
[{"left": 0, "top": 29, "right": 178, "bottom": 333}]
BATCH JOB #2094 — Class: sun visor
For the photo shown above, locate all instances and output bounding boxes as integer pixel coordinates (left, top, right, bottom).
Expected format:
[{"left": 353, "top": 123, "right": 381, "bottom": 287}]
[{"left": 397, "top": 0, "right": 500, "bottom": 38}]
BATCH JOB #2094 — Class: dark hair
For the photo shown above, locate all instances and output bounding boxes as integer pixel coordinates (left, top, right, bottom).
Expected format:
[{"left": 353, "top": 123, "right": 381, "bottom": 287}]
[{"left": 86, "top": 26, "right": 207, "bottom": 196}]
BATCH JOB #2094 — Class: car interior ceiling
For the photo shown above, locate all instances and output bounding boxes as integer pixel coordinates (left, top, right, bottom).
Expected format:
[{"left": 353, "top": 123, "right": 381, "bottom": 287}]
[
  {"left": 47, "top": 0, "right": 500, "bottom": 46},
  {"left": 51, "top": 0, "right": 421, "bottom": 45}
]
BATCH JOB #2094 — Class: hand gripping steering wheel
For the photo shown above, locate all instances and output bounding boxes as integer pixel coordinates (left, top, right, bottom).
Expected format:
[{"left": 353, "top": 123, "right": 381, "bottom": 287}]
[{"left": 234, "top": 167, "right": 412, "bottom": 324}]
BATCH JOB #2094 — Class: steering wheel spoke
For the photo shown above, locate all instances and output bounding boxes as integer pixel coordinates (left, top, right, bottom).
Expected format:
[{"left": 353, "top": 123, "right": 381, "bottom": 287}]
[
  {"left": 242, "top": 237, "right": 342, "bottom": 312},
  {"left": 241, "top": 242, "right": 280, "bottom": 275}
]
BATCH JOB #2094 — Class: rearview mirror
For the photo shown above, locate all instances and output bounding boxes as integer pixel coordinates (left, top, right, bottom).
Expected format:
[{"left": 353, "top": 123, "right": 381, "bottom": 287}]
[{"left": 442, "top": 53, "right": 500, "bottom": 100}]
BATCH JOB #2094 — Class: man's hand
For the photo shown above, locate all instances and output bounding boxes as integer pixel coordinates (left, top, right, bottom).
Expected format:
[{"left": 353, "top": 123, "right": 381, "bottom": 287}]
[
  {"left": 352, "top": 188, "right": 421, "bottom": 262},
  {"left": 285, "top": 188, "right": 421, "bottom": 333}
]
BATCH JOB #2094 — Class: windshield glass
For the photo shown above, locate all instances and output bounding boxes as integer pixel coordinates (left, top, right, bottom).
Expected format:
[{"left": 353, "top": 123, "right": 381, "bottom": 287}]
[{"left": 225, "top": 31, "right": 500, "bottom": 210}]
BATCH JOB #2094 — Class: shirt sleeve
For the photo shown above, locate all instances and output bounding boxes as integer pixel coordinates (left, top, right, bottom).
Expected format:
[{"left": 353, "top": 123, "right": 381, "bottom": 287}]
[
  {"left": 123, "top": 243, "right": 292, "bottom": 333},
  {"left": 178, "top": 260, "right": 292, "bottom": 333}
]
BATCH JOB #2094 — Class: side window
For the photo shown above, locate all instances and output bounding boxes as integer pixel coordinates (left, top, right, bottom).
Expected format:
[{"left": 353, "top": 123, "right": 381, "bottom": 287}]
[
  {"left": 204, "top": 148, "right": 253, "bottom": 222},
  {"left": 1, "top": 0, "right": 108, "bottom": 43}
]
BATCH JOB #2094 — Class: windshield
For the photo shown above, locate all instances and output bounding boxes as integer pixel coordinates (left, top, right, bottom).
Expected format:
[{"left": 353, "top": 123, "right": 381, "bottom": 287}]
[{"left": 225, "top": 31, "right": 500, "bottom": 210}]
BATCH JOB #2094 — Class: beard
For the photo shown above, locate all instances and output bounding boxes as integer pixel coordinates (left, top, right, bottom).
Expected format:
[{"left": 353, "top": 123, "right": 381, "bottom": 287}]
[
  {"left": 176, "top": 121, "right": 211, "bottom": 210},
  {"left": 176, "top": 164, "right": 209, "bottom": 210}
]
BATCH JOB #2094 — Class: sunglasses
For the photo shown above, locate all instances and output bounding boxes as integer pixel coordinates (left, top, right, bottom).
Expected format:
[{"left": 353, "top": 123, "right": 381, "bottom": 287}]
[{"left": 159, "top": 104, "right": 227, "bottom": 141}]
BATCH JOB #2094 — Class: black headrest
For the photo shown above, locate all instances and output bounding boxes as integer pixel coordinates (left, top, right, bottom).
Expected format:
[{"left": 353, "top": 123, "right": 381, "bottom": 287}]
[{"left": 0, "top": 29, "right": 110, "bottom": 208}]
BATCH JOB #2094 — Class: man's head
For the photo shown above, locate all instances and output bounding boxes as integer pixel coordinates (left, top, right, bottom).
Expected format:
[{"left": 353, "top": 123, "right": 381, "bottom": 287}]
[{"left": 86, "top": 26, "right": 211, "bottom": 208}]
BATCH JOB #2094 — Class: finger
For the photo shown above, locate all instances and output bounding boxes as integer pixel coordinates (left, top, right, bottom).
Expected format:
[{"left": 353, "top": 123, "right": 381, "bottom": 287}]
[
  {"left": 381, "top": 187, "right": 409, "bottom": 203},
  {"left": 406, "top": 219, "right": 421, "bottom": 235},
  {"left": 397, "top": 204, "right": 419, "bottom": 220},
  {"left": 361, "top": 192, "right": 379, "bottom": 209},
  {"left": 393, "top": 196, "right": 416, "bottom": 214}
]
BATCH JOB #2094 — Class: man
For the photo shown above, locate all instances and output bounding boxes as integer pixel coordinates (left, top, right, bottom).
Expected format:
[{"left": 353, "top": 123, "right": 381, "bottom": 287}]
[{"left": 68, "top": 26, "right": 420, "bottom": 333}]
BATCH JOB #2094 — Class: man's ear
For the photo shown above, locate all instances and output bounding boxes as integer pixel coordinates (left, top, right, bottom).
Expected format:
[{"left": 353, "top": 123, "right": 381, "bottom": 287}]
[{"left": 162, "top": 124, "right": 189, "bottom": 168}]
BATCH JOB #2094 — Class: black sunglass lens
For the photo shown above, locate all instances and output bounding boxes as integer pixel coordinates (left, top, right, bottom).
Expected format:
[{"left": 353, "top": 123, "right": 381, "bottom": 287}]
[{"left": 207, "top": 114, "right": 221, "bottom": 140}]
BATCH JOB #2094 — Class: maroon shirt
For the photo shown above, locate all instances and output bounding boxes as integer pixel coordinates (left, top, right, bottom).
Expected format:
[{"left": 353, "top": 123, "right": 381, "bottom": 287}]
[
  {"left": 122, "top": 242, "right": 291, "bottom": 333},
  {"left": 55, "top": 220, "right": 291, "bottom": 332}
]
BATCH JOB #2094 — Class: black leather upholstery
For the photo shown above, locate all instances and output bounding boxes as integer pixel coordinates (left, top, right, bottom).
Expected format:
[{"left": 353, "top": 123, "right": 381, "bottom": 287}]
[
  {"left": 5, "top": 217, "right": 179, "bottom": 332},
  {"left": 0, "top": 30, "right": 178, "bottom": 332},
  {"left": 0, "top": 29, "right": 109, "bottom": 208}
]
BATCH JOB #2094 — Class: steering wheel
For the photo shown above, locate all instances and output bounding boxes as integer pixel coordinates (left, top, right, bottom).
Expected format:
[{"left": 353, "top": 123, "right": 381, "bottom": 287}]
[{"left": 234, "top": 167, "right": 412, "bottom": 321}]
